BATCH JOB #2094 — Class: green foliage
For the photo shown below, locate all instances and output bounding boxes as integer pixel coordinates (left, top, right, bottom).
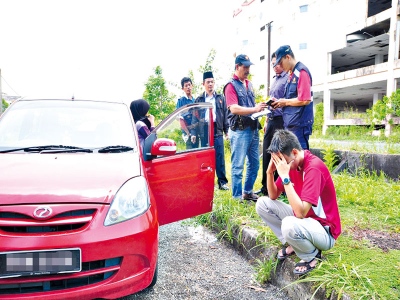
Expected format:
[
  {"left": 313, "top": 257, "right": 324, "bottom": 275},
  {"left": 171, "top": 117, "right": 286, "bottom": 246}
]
[
  {"left": 325, "top": 125, "right": 371, "bottom": 140},
  {"left": 143, "top": 66, "right": 176, "bottom": 122},
  {"left": 334, "top": 171, "right": 400, "bottom": 231},
  {"left": 198, "top": 48, "right": 216, "bottom": 74},
  {"left": 287, "top": 249, "right": 381, "bottom": 300},
  {"left": 366, "top": 88, "right": 400, "bottom": 124},
  {"left": 1, "top": 98, "right": 9, "bottom": 114},
  {"left": 195, "top": 148, "right": 400, "bottom": 299},
  {"left": 171, "top": 49, "right": 220, "bottom": 96},
  {"left": 313, "top": 102, "right": 324, "bottom": 135},
  {"left": 255, "top": 256, "right": 278, "bottom": 283},
  {"left": 321, "top": 145, "right": 339, "bottom": 172}
]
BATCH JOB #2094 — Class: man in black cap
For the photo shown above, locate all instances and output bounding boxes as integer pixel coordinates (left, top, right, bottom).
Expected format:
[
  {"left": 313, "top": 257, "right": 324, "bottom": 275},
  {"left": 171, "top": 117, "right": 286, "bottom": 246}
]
[
  {"left": 223, "top": 54, "right": 267, "bottom": 200},
  {"left": 190, "top": 71, "right": 230, "bottom": 190},
  {"left": 270, "top": 45, "right": 313, "bottom": 150}
]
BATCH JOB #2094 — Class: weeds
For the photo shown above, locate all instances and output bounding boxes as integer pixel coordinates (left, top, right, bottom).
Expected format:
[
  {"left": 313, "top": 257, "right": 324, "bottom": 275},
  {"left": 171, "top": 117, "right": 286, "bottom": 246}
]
[
  {"left": 321, "top": 145, "right": 339, "bottom": 172},
  {"left": 255, "top": 256, "right": 278, "bottom": 283},
  {"left": 285, "top": 253, "right": 380, "bottom": 300},
  {"left": 196, "top": 169, "right": 400, "bottom": 299}
]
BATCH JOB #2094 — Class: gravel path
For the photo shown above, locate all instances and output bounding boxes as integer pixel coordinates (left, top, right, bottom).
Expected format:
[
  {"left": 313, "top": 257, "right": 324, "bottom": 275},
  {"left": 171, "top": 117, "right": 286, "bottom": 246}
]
[{"left": 123, "top": 221, "right": 289, "bottom": 300}]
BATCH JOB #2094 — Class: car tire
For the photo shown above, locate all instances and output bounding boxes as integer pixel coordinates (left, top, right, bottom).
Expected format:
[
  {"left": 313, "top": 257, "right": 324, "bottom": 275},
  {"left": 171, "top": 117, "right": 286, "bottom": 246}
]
[{"left": 147, "top": 260, "right": 158, "bottom": 288}]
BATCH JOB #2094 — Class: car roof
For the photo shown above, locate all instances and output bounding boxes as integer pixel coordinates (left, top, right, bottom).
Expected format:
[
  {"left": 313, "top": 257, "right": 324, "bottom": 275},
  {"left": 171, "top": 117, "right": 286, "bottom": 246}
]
[{"left": 14, "top": 98, "right": 126, "bottom": 104}]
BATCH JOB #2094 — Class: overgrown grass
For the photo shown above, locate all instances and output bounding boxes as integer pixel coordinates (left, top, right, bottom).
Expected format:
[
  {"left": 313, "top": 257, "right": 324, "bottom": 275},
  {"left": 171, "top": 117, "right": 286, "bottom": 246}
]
[
  {"left": 195, "top": 145, "right": 400, "bottom": 299},
  {"left": 311, "top": 125, "right": 400, "bottom": 154}
]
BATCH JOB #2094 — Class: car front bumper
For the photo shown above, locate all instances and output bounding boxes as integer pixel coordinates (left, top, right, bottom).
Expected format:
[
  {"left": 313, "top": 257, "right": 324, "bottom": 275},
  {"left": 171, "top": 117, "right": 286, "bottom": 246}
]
[{"left": 0, "top": 203, "right": 158, "bottom": 300}]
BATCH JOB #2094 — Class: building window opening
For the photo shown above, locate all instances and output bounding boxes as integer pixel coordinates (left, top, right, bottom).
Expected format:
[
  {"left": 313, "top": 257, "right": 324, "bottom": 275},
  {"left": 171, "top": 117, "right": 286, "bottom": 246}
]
[
  {"left": 299, "top": 43, "right": 307, "bottom": 50},
  {"left": 299, "top": 5, "right": 308, "bottom": 13}
]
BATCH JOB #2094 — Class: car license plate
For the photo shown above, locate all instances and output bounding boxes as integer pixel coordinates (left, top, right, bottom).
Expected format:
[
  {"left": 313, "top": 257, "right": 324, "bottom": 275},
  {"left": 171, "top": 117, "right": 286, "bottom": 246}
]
[{"left": 0, "top": 248, "right": 81, "bottom": 278}]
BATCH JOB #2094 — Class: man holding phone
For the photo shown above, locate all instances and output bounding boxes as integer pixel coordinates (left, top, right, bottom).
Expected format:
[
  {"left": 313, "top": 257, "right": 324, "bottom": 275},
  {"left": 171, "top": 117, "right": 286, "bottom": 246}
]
[
  {"left": 257, "top": 52, "right": 288, "bottom": 196},
  {"left": 271, "top": 45, "right": 313, "bottom": 150}
]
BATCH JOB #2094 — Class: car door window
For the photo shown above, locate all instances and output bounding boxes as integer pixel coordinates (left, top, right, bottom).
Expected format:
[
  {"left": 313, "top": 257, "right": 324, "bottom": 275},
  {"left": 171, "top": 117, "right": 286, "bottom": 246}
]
[
  {"left": 155, "top": 105, "right": 213, "bottom": 154},
  {"left": 143, "top": 103, "right": 215, "bottom": 225}
]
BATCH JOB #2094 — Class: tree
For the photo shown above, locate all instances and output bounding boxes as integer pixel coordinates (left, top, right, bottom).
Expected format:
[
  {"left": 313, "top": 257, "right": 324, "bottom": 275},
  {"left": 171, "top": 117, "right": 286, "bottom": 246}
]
[
  {"left": 366, "top": 88, "right": 400, "bottom": 125},
  {"left": 143, "top": 66, "right": 176, "bottom": 122}
]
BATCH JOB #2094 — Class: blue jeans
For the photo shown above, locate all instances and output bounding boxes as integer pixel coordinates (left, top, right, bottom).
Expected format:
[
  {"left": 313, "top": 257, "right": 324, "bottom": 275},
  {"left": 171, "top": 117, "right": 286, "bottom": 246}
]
[{"left": 229, "top": 127, "right": 260, "bottom": 198}]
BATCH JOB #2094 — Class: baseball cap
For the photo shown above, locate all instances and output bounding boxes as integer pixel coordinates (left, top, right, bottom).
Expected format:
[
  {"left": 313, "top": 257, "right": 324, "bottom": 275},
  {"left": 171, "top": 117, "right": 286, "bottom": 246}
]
[
  {"left": 273, "top": 45, "right": 293, "bottom": 67},
  {"left": 235, "top": 54, "right": 254, "bottom": 66}
]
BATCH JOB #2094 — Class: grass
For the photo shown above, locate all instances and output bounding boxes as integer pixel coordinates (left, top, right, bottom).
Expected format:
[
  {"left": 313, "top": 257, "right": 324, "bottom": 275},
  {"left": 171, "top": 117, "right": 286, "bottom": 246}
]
[
  {"left": 194, "top": 137, "right": 400, "bottom": 300},
  {"left": 310, "top": 125, "right": 400, "bottom": 154}
]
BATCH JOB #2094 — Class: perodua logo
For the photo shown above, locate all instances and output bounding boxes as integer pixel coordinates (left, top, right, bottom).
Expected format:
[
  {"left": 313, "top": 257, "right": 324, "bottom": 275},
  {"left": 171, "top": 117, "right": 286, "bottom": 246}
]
[{"left": 33, "top": 206, "right": 53, "bottom": 219}]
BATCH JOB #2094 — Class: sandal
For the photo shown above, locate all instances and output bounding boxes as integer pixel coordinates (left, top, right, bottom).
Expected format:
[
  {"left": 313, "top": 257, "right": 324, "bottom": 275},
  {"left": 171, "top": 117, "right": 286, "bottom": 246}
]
[
  {"left": 293, "top": 250, "right": 322, "bottom": 275},
  {"left": 277, "top": 245, "right": 295, "bottom": 261}
]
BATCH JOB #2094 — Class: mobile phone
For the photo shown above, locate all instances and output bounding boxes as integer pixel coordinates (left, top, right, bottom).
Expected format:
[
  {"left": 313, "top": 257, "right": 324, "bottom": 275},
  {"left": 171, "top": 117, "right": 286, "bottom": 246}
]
[{"left": 265, "top": 99, "right": 275, "bottom": 106}]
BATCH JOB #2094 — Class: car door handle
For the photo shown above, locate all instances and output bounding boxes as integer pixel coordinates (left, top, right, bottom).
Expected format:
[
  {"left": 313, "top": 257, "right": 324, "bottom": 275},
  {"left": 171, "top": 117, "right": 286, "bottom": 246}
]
[{"left": 201, "top": 164, "right": 213, "bottom": 172}]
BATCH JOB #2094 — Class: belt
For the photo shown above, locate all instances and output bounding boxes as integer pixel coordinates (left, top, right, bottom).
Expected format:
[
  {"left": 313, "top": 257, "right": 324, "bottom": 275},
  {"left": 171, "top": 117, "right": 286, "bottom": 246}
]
[{"left": 268, "top": 115, "right": 283, "bottom": 120}]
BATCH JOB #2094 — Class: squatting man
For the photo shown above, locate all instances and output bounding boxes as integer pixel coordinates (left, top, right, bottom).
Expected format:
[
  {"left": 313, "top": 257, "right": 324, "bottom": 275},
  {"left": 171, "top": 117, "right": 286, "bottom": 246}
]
[{"left": 256, "top": 130, "right": 342, "bottom": 275}]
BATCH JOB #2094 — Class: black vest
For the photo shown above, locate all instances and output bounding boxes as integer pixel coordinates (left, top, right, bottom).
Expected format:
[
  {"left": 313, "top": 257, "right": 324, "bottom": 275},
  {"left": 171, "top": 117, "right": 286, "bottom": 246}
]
[{"left": 224, "top": 79, "right": 258, "bottom": 130}]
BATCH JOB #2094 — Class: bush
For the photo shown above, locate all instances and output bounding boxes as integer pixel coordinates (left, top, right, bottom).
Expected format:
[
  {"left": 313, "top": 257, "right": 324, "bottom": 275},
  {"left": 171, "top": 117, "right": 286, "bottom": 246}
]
[
  {"left": 313, "top": 102, "right": 324, "bottom": 135},
  {"left": 366, "top": 88, "right": 400, "bottom": 124}
]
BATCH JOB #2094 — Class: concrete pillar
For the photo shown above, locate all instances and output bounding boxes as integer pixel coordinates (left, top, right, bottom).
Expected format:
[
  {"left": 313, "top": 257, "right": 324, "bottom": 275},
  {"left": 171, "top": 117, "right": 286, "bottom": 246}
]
[
  {"left": 322, "top": 52, "right": 332, "bottom": 135},
  {"left": 384, "top": 0, "right": 399, "bottom": 137},
  {"left": 372, "top": 93, "right": 382, "bottom": 106},
  {"left": 375, "top": 54, "right": 384, "bottom": 64},
  {"left": 323, "top": 89, "right": 331, "bottom": 135}
]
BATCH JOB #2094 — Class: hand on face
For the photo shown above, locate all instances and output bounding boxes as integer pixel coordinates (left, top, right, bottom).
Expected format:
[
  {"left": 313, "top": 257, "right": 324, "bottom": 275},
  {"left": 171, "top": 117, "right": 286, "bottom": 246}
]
[
  {"left": 271, "top": 152, "right": 293, "bottom": 177},
  {"left": 267, "top": 157, "right": 277, "bottom": 174},
  {"left": 147, "top": 114, "right": 155, "bottom": 126}
]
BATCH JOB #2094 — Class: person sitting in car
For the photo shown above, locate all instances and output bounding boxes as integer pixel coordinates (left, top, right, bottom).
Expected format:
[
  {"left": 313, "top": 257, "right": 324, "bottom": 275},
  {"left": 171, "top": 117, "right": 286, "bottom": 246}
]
[{"left": 130, "top": 99, "right": 155, "bottom": 150}]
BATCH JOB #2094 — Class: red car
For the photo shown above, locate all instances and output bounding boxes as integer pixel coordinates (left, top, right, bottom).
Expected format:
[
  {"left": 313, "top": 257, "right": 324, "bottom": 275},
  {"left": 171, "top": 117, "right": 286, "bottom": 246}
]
[{"left": 0, "top": 99, "right": 215, "bottom": 299}]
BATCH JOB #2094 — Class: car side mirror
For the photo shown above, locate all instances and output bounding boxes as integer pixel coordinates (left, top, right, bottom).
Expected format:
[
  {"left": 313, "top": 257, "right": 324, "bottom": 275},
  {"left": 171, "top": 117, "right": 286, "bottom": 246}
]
[{"left": 151, "top": 138, "right": 176, "bottom": 156}]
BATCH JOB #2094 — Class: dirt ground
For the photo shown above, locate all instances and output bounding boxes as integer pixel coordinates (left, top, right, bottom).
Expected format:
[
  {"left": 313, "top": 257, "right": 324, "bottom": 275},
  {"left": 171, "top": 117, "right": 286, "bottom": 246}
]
[{"left": 348, "top": 226, "right": 400, "bottom": 252}]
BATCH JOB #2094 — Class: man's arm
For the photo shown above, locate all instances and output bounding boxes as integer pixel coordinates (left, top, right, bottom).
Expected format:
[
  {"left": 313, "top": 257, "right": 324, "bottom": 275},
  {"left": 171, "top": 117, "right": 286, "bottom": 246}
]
[
  {"left": 229, "top": 103, "right": 266, "bottom": 115},
  {"left": 266, "top": 159, "right": 280, "bottom": 199},
  {"left": 272, "top": 70, "right": 312, "bottom": 108},
  {"left": 224, "top": 83, "right": 267, "bottom": 115},
  {"left": 179, "top": 119, "right": 190, "bottom": 135},
  {"left": 270, "top": 152, "right": 312, "bottom": 218},
  {"left": 221, "top": 95, "right": 229, "bottom": 136}
]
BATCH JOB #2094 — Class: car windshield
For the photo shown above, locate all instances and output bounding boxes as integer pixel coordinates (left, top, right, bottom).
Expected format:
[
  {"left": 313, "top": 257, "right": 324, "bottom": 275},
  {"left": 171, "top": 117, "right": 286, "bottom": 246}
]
[{"left": 0, "top": 100, "right": 137, "bottom": 151}]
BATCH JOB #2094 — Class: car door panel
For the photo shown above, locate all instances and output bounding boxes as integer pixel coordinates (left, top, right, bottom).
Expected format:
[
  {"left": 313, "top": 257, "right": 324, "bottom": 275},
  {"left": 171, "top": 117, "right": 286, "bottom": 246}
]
[{"left": 144, "top": 103, "right": 215, "bottom": 225}]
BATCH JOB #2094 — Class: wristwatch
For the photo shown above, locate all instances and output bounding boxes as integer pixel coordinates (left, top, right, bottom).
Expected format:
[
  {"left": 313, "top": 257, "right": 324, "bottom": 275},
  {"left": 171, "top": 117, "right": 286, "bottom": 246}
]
[{"left": 282, "top": 177, "right": 291, "bottom": 185}]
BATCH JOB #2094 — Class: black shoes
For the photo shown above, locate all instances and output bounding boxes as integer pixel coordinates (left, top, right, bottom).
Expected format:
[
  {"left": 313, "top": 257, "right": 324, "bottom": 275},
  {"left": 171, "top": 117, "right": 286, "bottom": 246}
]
[
  {"left": 242, "top": 193, "right": 259, "bottom": 202},
  {"left": 254, "top": 187, "right": 268, "bottom": 196},
  {"left": 218, "top": 184, "right": 229, "bottom": 191}
]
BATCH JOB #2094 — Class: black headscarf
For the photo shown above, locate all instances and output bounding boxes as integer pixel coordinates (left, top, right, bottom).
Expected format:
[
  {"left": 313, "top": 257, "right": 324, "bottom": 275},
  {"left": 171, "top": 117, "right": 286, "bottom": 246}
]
[{"left": 130, "top": 99, "right": 152, "bottom": 129}]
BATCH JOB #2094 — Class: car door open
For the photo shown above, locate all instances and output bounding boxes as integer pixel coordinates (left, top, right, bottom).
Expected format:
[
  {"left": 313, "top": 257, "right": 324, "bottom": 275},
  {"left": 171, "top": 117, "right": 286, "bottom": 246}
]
[{"left": 143, "top": 103, "right": 215, "bottom": 225}]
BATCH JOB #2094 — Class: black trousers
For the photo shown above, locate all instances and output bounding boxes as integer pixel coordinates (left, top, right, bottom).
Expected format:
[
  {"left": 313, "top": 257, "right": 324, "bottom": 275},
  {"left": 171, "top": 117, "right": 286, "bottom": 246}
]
[
  {"left": 261, "top": 116, "right": 284, "bottom": 190},
  {"left": 200, "top": 123, "right": 228, "bottom": 187}
]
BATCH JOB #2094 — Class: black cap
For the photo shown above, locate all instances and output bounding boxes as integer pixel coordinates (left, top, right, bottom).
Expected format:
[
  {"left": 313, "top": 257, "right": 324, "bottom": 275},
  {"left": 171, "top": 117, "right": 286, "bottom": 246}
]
[
  {"left": 203, "top": 71, "right": 214, "bottom": 81},
  {"left": 274, "top": 45, "right": 293, "bottom": 67},
  {"left": 235, "top": 54, "right": 254, "bottom": 66}
]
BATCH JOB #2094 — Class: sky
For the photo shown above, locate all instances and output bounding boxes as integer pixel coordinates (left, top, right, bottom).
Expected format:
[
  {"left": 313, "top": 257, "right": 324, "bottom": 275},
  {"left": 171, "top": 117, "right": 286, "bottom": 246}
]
[{"left": 0, "top": 0, "right": 237, "bottom": 105}]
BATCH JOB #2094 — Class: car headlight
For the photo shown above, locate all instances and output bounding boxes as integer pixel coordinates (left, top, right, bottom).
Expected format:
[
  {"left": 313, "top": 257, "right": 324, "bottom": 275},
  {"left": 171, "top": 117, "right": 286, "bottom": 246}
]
[{"left": 104, "top": 176, "right": 150, "bottom": 226}]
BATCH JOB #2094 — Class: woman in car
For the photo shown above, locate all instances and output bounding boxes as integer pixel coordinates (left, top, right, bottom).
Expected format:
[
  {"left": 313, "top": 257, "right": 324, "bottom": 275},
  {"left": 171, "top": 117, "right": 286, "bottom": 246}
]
[{"left": 130, "top": 99, "right": 155, "bottom": 149}]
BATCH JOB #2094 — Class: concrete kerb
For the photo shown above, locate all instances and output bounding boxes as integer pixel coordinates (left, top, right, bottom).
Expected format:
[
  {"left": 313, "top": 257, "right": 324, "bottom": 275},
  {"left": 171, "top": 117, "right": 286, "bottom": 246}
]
[{"left": 210, "top": 219, "right": 350, "bottom": 300}]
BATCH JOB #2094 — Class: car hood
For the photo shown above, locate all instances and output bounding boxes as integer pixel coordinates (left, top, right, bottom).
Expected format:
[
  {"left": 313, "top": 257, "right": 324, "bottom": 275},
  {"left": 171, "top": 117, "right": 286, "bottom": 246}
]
[{"left": 0, "top": 152, "right": 142, "bottom": 205}]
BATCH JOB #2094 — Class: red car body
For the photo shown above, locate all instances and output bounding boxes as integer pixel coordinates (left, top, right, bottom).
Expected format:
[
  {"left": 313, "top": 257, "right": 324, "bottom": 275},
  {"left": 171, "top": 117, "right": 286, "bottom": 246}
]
[{"left": 0, "top": 99, "right": 215, "bottom": 299}]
